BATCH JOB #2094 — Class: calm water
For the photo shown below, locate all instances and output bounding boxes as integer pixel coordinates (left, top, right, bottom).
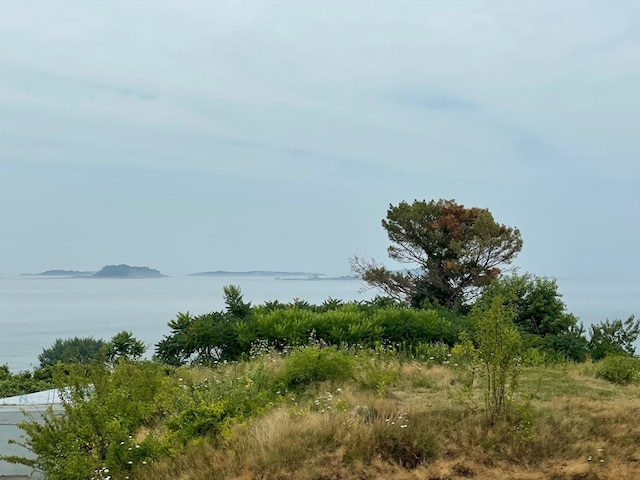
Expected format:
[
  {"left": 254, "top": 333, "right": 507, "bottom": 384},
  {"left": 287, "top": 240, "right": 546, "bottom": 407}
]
[
  {"left": 0, "top": 275, "right": 374, "bottom": 372},
  {"left": 0, "top": 276, "right": 638, "bottom": 372}
]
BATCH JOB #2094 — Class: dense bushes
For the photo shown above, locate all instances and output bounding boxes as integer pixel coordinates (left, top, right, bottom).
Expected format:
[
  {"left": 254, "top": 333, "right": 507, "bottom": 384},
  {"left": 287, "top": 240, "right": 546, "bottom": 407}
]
[
  {"left": 0, "top": 364, "right": 54, "bottom": 398},
  {"left": 155, "top": 287, "right": 468, "bottom": 365},
  {"left": 596, "top": 355, "right": 640, "bottom": 385},
  {"left": 589, "top": 315, "right": 640, "bottom": 361},
  {"left": 38, "top": 336, "right": 107, "bottom": 367},
  {"left": 277, "top": 347, "right": 355, "bottom": 389},
  {"left": 5, "top": 361, "right": 177, "bottom": 480}
]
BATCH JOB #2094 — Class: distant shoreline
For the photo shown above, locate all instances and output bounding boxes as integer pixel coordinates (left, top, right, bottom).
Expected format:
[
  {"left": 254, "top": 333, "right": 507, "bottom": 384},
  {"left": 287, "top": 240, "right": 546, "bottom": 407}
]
[
  {"left": 189, "top": 270, "right": 324, "bottom": 278},
  {"left": 21, "top": 265, "right": 166, "bottom": 279}
]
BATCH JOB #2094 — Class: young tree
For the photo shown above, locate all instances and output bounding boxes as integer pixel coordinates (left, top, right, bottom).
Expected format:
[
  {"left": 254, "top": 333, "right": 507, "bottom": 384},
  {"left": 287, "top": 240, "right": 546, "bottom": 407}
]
[
  {"left": 472, "top": 295, "right": 522, "bottom": 425},
  {"left": 352, "top": 199, "right": 522, "bottom": 309}
]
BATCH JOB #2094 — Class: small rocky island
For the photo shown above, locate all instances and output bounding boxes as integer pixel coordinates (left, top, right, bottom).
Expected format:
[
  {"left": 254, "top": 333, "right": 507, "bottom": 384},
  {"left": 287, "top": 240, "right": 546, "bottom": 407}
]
[
  {"left": 93, "top": 264, "right": 165, "bottom": 278},
  {"left": 24, "top": 270, "right": 95, "bottom": 277}
]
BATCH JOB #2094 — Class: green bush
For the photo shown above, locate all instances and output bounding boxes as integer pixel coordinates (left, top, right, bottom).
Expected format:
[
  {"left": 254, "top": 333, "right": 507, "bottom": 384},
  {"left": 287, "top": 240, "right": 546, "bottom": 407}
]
[
  {"left": 0, "top": 364, "right": 54, "bottom": 397},
  {"left": 254, "top": 308, "right": 316, "bottom": 348},
  {"left": 595, "top": 355, "right": 640, "bottom": 385},
  {"left": 5, "top": 361, "right": 177, "bottom": 480},
  {"left": 277, "top": 346, "right": 355, "bottom": 389},
  {"left": 589, "top": 315, "right": 640, "bottom": 361},
  {"left": 38, "top": 336, "right": 107, "bottom": 367},
  {"left": 358, "top": 360, "right": 399, "bottom": 396},
  {"left": 312, "top": 305, "right": 377, "bottom": 346},
  {"left": 167, "top": 401, "right": 227, "bottom": 443},
  {"left": 397, "top": 341, "right": 451, "bottom": 363},
  {"left": 375, "top": 307, "right": 457, "bottom": 347}
]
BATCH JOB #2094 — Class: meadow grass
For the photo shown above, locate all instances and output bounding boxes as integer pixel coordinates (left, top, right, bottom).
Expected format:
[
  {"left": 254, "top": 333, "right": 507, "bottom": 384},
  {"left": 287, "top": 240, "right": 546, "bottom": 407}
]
[{"left": 146, "top": 353, "right": 640, "bottom": 480}]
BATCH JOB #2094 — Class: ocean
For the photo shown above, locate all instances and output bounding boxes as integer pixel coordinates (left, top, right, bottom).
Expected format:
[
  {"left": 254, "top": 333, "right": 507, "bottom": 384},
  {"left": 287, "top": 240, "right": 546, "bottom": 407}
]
[{"left": 0, "top": 275, "right": 638, "bottom": 372}]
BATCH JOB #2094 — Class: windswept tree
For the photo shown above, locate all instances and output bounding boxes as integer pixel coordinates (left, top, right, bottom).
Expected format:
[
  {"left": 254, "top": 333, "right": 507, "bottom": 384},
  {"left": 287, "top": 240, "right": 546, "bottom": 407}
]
[{"left": 352, "top": 199, "right": 523, "bottom": 309}]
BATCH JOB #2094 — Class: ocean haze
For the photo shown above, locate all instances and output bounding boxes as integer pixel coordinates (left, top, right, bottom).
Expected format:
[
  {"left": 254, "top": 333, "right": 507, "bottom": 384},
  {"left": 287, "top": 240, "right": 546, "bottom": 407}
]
[
  {"left": 0, "top": 275, "right": 375, "bottom": 372},
  {"left": 0, "top": 1, "right": 638, "bottom": 283},
  {"left": 0, "top": 275, "right": 638, "bottom": 373}
]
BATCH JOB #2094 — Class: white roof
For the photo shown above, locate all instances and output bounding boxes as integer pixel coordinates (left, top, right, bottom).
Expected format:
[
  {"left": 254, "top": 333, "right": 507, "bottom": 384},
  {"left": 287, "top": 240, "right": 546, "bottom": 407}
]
[{"left": 0, "top": 388, "right": 63, "bottom": 405}]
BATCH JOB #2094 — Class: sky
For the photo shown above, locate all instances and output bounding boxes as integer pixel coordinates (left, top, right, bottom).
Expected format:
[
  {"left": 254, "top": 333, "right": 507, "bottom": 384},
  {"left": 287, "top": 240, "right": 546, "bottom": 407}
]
[{"left": 0, "top": 0, "right": 639, "bottom": 279}]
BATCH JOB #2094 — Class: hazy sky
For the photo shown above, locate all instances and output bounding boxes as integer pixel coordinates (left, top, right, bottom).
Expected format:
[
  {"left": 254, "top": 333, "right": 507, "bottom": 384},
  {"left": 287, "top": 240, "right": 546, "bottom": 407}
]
[{"left": 0, "top": 0, "right": 639, "bottom": 279}]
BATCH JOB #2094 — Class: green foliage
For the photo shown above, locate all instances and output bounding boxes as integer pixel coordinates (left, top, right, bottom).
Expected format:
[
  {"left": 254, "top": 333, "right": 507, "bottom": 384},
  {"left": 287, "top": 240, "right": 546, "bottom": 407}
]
[
  {"left": 478, "top": 274, "right": 575, "bottom": 337},
  {"left": 166, "top": 363, "right": 279, "bottom": 446},
  {"left": 472, "top": 295, "right": 523, "bottom": 425},
  {"left": 541, "top": 324, "right": 589, "bottom": 362},
  {"left": 38, "top": 336, "right": 107, "bottom": 368},
  {"left": 155, "top": 287, "right": 465, "bottom": 366},
  {"left": 358, "top": 359, "right": 400, "bottom": 396},
  {"left": 167, "top": 401, "right": 227, "bottom": 444},
  {"left": 156, "top": 310, "right": 241, "bottom": 365},
  {"left": 318, "top": 306, "right": 382, "bottom": 347},
  {"left": 477, "top": 274, "right": 588, "bottom": 361},
  {"left": 105, "top": 331, "right": 146, "bottom": 364},
  {"left": 375, "top": 307, "right": 458, "bottom": 347},
  {"left": 589, "top": 315, "right": 640, "bottom": 361},
  {"left": 6, "top": 361, "right": 177, "bottom": 479},
  {"left": 254, "top": 307, "right": 316, "bottom": 348},
  {"left": 0, "top": 364, "right": 54, "bottom": 397},
  {"left": 352, "top": 199, "right": 522, "bottom": 308},
  {"left": 277, "top": 346, "right": 355, "bottom": 390},
  {"left": 223, "top": 284, "right": 252, "bottom": 319},
  {"left": 595, "top": 355, "right": 640, "bottom": 385}
]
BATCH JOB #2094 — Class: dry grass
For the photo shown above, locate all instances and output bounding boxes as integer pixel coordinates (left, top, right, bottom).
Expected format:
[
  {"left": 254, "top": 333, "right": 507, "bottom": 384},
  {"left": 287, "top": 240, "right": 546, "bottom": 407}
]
[{"left": 145, "top": 361, "right": 640, "bottom": 480}]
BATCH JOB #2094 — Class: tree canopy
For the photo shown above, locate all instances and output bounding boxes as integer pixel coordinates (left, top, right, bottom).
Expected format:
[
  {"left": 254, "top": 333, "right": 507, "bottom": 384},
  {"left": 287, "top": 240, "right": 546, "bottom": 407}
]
[
  {"left": 352, "top": 199, "right": 523, "bottom": 309},
  {"left": 38, "top": 336, "right": 107, "bottom": 368}
]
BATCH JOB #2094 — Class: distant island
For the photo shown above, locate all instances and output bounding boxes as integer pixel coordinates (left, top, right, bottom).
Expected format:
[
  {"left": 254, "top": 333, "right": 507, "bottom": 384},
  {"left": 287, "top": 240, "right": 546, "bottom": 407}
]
[
  {"left": 23, "top": 270, "right": 95, "bottom": 277},
  {"left": 278, "top": 275, "right": 359, "bottom": 281},
  {"left": 22, "top": 265, "right": 165, "bottom": 278},
  {"left": 190, "top": 270, "right": 324, "bottom": 278},
  {"left": 93, "top": 265, "right": 166, "bottom": 278}
]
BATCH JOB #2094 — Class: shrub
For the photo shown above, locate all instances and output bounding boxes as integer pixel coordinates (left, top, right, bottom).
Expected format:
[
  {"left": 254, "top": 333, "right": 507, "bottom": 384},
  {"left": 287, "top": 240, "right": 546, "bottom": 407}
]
[
  {"left": 38, "top": 336, "right": 107, "bottom": 367},
  {"left": 105, "top": 331, "right": 146, "bottom": 364},
  {"left": 471, "top": 295, "right": 522, "bottom": 425},
  {"left": 589, "top": 315, "right": 640, "bottom": 361},
  {"left": 6, "top": 361, "right": 176, "bottom": 479},
  {"left": 254, "top": 308, "right": 316, "bottom": 348},
  {"left": 397, "top": 341, "right": 451, "bottom": 363},
  {"left": 167, "top": 401, "right": 227, "bottom": 443},
  {"left": 358, "top": 359, "right": 400, "bottom": 396},
  {"left": 595, "top": 355, "right": 640, "bottom": 385},
  {"left": 277, "top": 346, "right": 355, "bottom": 389},
  {"left": 375, "top": 307, "right": 457, "bottom": 347},
  {"left": 0, "top": 364, "right": 54, "bottom": 397},
  {"left": 312, "top": 305, "right": 379, "bottom": 346}
]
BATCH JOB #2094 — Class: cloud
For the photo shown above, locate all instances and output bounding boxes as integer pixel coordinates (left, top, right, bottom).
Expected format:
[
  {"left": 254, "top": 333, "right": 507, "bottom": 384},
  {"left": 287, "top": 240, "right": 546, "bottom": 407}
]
[{"left": 0, "top": 0, "right": 638, "bottom": 279}]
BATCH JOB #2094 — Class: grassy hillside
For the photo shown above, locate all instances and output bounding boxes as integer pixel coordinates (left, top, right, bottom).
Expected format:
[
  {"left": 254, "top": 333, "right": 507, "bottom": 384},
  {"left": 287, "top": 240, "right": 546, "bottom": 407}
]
[
  {"left": 145, "top": 351, "right": 639, "bottom": 480},
  {"left": 5, "top": 344, "right": 639, "bottom": 480}
]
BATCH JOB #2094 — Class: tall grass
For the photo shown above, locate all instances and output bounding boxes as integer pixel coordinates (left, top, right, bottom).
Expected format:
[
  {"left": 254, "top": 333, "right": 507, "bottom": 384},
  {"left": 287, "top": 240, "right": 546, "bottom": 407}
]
[{"left": 145, "top": 355, "right": 640, "bottom": 480}]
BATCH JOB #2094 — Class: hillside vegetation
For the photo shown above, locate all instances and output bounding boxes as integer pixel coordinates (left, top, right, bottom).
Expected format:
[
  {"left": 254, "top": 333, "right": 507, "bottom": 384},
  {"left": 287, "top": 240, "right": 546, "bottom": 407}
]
[
  {"left": 3, "top": 285, "right": 639, "bottom": 480},
  {"left": 5, "top": 344, "right": 639, "bottom": 480},
  {"left": 3, "top": 200, "right": 639, "bottom": 479}
]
